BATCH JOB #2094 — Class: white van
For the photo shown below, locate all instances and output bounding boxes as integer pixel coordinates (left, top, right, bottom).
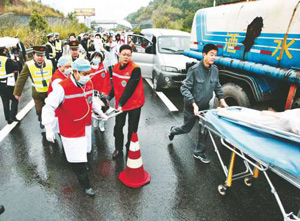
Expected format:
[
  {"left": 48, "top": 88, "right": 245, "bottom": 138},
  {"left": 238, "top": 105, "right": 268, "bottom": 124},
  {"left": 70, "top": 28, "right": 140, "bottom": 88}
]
[{"left": 127, "top": 29, "right": 197, "bottom": 91}]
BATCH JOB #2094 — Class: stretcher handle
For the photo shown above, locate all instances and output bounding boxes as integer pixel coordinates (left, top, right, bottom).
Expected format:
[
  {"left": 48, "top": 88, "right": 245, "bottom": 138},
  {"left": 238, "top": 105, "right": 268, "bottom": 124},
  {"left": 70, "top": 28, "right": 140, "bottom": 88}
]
[{"left": 92, "top": 108, "right": 122, "bottom": 120}]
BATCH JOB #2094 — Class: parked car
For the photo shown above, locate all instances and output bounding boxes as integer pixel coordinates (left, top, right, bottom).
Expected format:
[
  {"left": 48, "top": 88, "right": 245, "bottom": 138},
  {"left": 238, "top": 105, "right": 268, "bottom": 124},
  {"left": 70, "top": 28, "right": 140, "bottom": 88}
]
[{"left": 127, "top": 29, "right": 197, "bottom": 91}]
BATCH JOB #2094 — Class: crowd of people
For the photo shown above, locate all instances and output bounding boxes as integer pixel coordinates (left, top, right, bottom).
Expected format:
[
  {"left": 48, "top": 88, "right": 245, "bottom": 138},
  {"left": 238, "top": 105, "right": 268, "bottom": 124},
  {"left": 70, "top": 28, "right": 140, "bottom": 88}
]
[
  {"left": 0, "top": 32, "right": 231, "bottom": 202},
  {"left": 0, "top": 31, "right": 144, "bottom": 197}
]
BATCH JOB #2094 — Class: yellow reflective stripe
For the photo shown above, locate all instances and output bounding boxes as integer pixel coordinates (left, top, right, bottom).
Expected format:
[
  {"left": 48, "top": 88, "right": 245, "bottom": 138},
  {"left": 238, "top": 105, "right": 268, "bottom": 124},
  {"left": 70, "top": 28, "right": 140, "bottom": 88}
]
[
  {"left": 113, "top": 72, "right": 130, "bottom": 79},
  {"left": 0, "top": 56, "right": 8, "bottom": 77},
  {"left": 127, "top": 157, "right": 143, "bottom": 169}
]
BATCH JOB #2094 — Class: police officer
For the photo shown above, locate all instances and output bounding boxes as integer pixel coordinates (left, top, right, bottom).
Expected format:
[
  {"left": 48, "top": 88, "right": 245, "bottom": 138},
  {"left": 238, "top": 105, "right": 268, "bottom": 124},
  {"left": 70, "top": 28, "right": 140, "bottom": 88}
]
[
  {"left": 108, "top": 44, "right": 145, "bottom": 158},
  {"left": 0, "top": 47, "right": 21, "bottom": 124},
  {"left": 69, "top": 40, "right": 85, "bottom": 62},
  {"left": 42, "top": 58, "right": 107, "bottom": 196},
  {"left": 54, "top": 32, "right": 63, "bottom": 60},
  {"left": 14, "top": 46, "right": 53, "bottom": 128},
  {"left": 45, "top": 33, "right": 57, "bottom": 69}
]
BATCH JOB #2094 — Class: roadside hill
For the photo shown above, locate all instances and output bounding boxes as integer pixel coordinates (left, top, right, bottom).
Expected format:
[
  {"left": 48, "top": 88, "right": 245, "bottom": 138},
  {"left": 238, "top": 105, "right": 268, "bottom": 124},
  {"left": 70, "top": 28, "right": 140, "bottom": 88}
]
[
  {"left": 0, "top": 0, "right": 64, "bottom": 17},
  {"left": 126, "top": 0, "right": 239, "bottom": 31}
]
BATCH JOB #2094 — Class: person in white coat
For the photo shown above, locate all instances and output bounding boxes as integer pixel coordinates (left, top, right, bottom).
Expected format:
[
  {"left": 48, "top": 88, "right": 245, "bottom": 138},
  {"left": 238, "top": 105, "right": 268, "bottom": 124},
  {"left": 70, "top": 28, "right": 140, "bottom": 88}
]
[
  {"left": 42, "top": 58, "right": 107, "bottom": 196},
  {"left": 47, "top": 56, "right": 72, "bottom": 134}
]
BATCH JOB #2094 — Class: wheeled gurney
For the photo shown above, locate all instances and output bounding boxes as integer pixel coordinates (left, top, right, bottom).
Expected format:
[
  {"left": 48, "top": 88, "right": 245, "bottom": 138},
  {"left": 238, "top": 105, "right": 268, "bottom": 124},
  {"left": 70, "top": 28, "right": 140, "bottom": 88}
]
[{"left": 198, "top": 107, "right": 300, "bottom": 221}]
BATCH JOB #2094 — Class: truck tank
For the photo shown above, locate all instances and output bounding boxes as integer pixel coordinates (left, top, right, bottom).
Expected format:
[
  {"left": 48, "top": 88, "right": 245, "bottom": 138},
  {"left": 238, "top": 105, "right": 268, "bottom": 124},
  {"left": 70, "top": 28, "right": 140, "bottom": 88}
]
[{"left": 185, "top": 0, "right": 300, "bottom": 85}]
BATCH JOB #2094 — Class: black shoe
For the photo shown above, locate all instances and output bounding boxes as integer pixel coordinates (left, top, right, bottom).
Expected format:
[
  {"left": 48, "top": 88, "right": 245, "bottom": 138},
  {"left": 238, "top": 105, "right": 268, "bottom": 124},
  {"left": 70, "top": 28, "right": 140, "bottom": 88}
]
[
  {"left": 40, "top": 122, "right": 45, "bottom": 129},
  {"left": 0, "top": 205, "right": 5, "bottom": 215},
  {"left": 7, "top": 120, "right": 13, "bottom": 124},
  {"left": 84, "top": 188, "right": 95, "bottom": 197},
  {"left": 168, "top": 126, "right": 175, "bottom": 141},
  {"left": 112, "top": 150, "right": 123, "bottom": 159},
  {"left": 193, "top": 153, "right": 211, "bottom": 164},
  {"left": 11, "top": 117, "right": 20, "bottom": 122}
]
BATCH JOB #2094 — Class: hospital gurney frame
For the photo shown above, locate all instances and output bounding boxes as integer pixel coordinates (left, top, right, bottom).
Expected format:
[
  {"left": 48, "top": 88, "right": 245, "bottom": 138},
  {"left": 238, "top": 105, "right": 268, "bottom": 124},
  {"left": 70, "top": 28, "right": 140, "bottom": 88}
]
[{"left": 198, "top": 110, "right": 300, "bottom": 221}]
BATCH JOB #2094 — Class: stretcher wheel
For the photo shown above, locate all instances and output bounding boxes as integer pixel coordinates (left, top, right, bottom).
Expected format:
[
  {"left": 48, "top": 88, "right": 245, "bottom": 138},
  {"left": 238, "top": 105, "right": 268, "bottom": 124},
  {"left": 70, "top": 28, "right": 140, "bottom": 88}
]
[
  {"left": 244, "top": 177, "right": 252, "bottom": 187},
  {"left": 218, "top": 184, "right": 227, "bottom": 196}
]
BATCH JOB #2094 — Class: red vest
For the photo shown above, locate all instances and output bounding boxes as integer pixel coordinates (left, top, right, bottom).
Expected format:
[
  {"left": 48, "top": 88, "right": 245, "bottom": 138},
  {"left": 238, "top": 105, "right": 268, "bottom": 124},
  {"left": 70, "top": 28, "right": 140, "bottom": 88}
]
[
  {"left": 90, "top": 62, "right": 111, "bottom": 96},
  {"left": 48, "top": 69, "right": 66, "bottom": 94},
  {"left": 112, "top": 61, "right": 145, "bottom": 111},
  {"left": 56, "top": 77, "right": 94, "bottom": 138}
]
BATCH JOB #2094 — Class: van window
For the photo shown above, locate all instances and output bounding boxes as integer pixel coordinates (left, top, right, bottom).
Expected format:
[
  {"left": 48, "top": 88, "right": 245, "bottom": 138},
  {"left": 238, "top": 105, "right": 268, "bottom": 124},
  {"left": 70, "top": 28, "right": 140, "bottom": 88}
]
[
  {"left": 158, "top": 36, "right": 190, "bottom": 54},
  {"left": 128, "top": 35, "right": 152, "bottom": 53}
]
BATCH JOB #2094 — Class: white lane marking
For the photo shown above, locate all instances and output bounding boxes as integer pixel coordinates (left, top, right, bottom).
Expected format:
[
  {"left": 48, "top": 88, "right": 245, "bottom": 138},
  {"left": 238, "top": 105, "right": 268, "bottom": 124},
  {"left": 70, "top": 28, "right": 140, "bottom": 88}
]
[
  {"left": 0, "top": 99, "right": 35, "bottom": 142},
  {"left": 145, "top": 78, "right": 154, "bottom": 88},
  {"left": 156, "top": 92, "right": 179, "bottom": 112},
  {"left": 145, "top": 78, "right": 179, "bottom": 112}
]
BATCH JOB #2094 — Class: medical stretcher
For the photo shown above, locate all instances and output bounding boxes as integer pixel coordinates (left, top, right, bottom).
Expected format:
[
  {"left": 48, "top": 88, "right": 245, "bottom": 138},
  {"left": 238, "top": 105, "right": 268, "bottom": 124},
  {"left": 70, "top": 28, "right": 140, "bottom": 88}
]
[{"left": 198, "top": 107, "right": 300, "bottom": 221}]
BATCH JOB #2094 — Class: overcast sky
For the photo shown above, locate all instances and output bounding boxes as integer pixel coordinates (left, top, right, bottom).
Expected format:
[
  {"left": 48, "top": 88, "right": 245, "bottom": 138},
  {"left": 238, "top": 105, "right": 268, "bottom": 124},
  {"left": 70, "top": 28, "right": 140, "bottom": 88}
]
[{"left": 40, "top": 0, "right": 152, "bottom": 21}]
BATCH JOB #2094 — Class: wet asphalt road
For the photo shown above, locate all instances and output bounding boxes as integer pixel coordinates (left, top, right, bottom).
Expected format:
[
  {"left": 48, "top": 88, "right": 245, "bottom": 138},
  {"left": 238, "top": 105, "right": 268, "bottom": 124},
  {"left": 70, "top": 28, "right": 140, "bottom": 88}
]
[{"left": 0, "top": 80, "right": 299, "bottom": 221}]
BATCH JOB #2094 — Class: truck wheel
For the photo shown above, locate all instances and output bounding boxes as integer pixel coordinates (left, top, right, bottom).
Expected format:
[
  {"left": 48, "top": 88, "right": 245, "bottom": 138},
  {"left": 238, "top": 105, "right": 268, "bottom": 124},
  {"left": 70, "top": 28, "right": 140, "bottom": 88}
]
[
  {"left": 152, "top": 73, "right": 161, "bottom": 91},
  {"left": 221, "top": 83, "right": 251, "bottom": 107}
]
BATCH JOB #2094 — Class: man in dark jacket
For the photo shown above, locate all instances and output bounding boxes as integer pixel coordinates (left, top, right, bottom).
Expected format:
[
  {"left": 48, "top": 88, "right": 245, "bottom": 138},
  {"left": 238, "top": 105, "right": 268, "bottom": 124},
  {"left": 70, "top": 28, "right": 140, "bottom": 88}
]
[
  {"left": 168, "top": 44, "right": 228, "bottom": 163},
  {"left": 0, "top": 47, "right": 21, "bottom": 124}
]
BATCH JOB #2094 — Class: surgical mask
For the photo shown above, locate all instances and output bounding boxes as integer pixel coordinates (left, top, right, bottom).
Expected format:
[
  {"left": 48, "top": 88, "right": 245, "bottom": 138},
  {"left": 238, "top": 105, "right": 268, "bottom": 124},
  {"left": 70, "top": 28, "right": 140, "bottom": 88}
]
[
  {"left": 92, "top": 58, "right": 101, "bottom": 65},
  {"left": 91, "top": 64, "right": 98, "bottom": 70},
  {"left": 64, "top": 68, "right": 72, "bottom": 76},
  {"left": 78, "top": 75, "right": 90, "bottom": 85}
]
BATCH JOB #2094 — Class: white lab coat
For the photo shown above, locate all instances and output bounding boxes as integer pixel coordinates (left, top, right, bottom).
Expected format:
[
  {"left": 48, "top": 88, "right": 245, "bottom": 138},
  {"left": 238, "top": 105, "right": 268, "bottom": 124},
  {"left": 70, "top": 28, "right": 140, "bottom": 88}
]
[
  {"left": 42, "top": 75, "right": 104, "bottom": 163},
  {"left": 94, "top": 38, "right": 105, "bottom": 52},
  {"left": 50, "top": 78, "right": 63, "bottom": 133},
  {"left": 106, "top": 41, "right": 118, "bottom": 65}
]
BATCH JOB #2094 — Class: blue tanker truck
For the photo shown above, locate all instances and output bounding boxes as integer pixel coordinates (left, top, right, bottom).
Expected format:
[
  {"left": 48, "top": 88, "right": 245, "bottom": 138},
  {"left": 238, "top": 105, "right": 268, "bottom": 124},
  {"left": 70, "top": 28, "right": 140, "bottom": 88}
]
[{"left": 184, "top": 0, "right": 300, "bottom": 110}]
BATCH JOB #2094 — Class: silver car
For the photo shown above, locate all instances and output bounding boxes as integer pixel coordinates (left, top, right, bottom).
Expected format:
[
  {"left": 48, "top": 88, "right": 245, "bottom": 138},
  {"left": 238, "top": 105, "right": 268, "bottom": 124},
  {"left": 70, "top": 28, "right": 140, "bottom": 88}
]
[{"left": 127, "top": 28, "right": 197, "bottom": 91}]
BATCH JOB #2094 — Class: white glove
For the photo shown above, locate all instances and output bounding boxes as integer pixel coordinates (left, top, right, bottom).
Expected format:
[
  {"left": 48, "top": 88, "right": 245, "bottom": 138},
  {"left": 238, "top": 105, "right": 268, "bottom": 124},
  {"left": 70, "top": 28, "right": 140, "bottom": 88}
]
[
  {"left": 45, "top": 125, "right": 55, "bottom": 143},
  {"left": 100, "top": 113, "right": 108, "bottom": 121}
]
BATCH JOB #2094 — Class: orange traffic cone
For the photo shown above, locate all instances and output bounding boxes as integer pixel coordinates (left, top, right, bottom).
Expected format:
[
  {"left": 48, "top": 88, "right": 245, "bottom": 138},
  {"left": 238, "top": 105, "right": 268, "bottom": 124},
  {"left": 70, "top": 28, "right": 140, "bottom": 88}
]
[{"left": 119, "top": 132, "right": 151, "bottom": 188}]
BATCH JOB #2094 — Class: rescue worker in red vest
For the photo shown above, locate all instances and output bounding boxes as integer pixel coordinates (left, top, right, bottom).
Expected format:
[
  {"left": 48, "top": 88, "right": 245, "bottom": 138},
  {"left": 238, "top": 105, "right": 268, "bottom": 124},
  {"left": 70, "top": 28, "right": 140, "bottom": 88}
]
[
  {"left": 45, "top": 33, "right": 57, "bottom": 70},
  {"left": 47, "top": 56, "right": 72, "bottom": 133},
  {"left": 0, "top": 47, "right": 21, "bottom": 124},
  {"left": 69, "top": 40, "right": 85, "bottom": 62},
  {"left": 42, "top": 58, "right": 107, "bottom": 196},
  {"left": 90, "top": 51, "right": 112, "bottom": 131},
  {"left": 14, "top": 46, "right": 53, "bottom": 129},
  {"left": 54, "top": 32, "right": 63, "bottom": 61},
  {"left": 107, "top": 44, "right": 145, "bottom": 158}
]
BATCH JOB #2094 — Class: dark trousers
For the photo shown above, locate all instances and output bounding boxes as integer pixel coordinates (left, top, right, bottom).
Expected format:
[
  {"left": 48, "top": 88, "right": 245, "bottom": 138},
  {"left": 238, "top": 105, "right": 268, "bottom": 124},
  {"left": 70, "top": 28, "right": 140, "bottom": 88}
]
[
  {"left": 171, "top": 103, "right": 206, "bottom": 154},
  {"left": 32, "top": 91, "right": 47, "bottom": 122},
  {"left": 114, "top": 107, "right": 141, "bottom": 152},
  {"left": 70, "top": 163, "right": 90, "bottom": 189},
  {"left": 0, "top": 83, "right": 19, "bottom": 122}
]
